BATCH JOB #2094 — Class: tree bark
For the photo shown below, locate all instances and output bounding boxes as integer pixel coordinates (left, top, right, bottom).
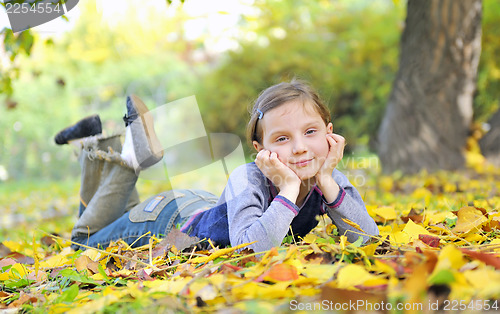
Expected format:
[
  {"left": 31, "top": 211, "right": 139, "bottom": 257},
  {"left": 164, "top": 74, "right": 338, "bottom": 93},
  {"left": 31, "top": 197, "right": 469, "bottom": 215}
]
[
  {"left": 479, "top": 109, "right": 500, "bottom": 166},
  {"left": 377, "top": 0, "right": 482, "bottom": 174}
]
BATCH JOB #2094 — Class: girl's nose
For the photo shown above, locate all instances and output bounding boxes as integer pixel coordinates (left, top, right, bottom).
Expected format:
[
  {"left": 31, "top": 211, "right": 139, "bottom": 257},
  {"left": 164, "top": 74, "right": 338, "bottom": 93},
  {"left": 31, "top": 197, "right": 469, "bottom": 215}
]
[{"left": 292, "top": 139, "right": 307, "bottom": 154}]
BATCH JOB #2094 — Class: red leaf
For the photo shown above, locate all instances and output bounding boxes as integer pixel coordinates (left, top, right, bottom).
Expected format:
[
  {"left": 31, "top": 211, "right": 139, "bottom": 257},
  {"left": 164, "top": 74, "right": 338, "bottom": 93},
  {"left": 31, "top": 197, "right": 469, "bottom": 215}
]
[
  {"left": 137, "top": 269, "right": 155, "bottom": 281},
  {"left": 460, "top": 249, "right": 500, "bottom": 270},
  {"left": 418, "top": 234, "right": 441, "bottom": 247},
  {"left": 6, "top": 252, "right": 35, "bottom": 265}
]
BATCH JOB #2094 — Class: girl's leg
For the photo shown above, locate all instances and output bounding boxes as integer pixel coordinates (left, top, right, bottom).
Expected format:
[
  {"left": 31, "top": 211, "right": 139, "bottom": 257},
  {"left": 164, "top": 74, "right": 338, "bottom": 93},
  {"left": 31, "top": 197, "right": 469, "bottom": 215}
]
[
  {"left": 77, "top": 135, "right": 139, "bottom": 217},
  {"left": 71, "top": 135, "right": 140, "bottom": 244},
  {"left": 73, "top": 189, "right": 218, "bottom": 249}
]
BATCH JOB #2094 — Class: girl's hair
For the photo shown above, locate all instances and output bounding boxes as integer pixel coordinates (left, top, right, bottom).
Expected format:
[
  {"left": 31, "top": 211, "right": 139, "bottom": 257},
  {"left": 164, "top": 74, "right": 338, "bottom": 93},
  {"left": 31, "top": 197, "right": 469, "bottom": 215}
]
[{"left": 246, "top": 78, "right": 331, "bottom": 146}]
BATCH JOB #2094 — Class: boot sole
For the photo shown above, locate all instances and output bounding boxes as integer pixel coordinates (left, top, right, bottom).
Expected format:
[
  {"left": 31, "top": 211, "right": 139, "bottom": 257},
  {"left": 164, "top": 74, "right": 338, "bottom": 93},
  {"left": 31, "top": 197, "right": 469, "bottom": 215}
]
[{"left": 129, "top": 95, "right": 164, "bottom": 163}]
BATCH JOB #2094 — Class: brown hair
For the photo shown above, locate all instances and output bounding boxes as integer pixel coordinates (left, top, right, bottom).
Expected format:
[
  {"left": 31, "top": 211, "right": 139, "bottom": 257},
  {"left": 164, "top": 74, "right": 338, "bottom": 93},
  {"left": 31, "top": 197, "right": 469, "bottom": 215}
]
[{"left": 246, "top": 78, "right": 331, "bottom": 146}]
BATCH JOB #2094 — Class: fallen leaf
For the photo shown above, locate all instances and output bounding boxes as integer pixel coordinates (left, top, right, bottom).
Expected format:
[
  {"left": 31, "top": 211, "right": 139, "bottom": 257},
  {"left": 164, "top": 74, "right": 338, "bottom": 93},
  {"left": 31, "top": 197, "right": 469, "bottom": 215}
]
[
  {"left": 452, "top": 206, "right": 487, "bottom": 234},
  {"left": 401, "top": 208, "right": 424, "bottom": 223},
  {"left": 341, "top": 218, "right": 366, "bottom": 233},
  {"left": 189, "top": 242, "right": 256, "bottom": 264},
  {"left": 337, "top": 264, "right": 378, "bottom": 289},
  {"left": 264, "top": 263, "right": 299, "bottom": 282},
  {"left": 153, "top": 229, "right": 200, "bottom": 258},
  {"left": 461, "top": 249, "right": 500, "bottom": 270},
  {"left": 8, "top": 292, "right": 39, "bottom": 308},
  {"left": 6, "top": 252, "right": 35, "bottom": 265},
  {"left": 40, "top": 235, "right": 57, "bottom": 247},
  {"left": 373, "top": 206, "right": 397, "bottom": 221},
  {"left": 0, "top": 243, "right": 12, "bottom": 258},
  {"left": 419, "top": 234, "right": 440, "bottom": 247},
  {"left": 403, "top": 219, "right": 432, "bottom": 241}
]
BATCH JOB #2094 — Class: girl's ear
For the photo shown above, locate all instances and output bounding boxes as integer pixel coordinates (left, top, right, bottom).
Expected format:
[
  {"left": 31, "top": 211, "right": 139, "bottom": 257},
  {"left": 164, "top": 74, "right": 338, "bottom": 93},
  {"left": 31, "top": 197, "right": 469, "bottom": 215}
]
[
  {"left": 253, "top": 140, "right": 264, "bottom": 152},
  {"left": 327, "top": 122, "right": 333, "bottom": 134}
]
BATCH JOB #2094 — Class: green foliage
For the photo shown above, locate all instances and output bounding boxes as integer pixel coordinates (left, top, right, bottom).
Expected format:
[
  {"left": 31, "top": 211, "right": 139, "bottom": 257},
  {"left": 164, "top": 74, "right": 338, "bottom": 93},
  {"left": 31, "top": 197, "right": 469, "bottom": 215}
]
[
  {"left": 0, "top": 0, "right": 200, "bottom": 181},
  {"left": 475, "top": 0, "right": 500, "bottom": 122},
  {"left": 0, "top": 28, "right": 34, "bottom": 97},
  {"left": 195, "top": 0, "right": 405, "bottom": 153}
]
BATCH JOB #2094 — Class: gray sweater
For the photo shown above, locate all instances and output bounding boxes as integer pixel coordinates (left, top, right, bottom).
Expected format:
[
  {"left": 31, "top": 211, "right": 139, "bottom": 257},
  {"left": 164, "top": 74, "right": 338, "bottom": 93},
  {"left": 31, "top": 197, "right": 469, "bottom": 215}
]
[{"left": 182, "top": 162, "right": 379, "bottom": 252}]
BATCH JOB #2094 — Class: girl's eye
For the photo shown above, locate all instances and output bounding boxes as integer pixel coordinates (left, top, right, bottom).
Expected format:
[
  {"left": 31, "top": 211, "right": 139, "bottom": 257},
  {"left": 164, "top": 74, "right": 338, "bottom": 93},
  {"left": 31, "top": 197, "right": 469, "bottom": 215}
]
[
  {"left": 305, "top": 129, "right": 316, "bottom": 135},
  {"left": 276, "top": 136, "right": 287, "bottom": 142}
]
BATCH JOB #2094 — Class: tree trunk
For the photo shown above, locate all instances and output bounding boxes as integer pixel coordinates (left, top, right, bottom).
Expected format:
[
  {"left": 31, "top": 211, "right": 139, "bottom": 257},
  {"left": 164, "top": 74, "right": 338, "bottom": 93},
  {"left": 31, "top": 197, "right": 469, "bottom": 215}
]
[
  {"left": 377, "top": 0, "right": 482, "bottom": 174},
  {"left": 479, "top": 109, "right": 500, "bottom": 166}
]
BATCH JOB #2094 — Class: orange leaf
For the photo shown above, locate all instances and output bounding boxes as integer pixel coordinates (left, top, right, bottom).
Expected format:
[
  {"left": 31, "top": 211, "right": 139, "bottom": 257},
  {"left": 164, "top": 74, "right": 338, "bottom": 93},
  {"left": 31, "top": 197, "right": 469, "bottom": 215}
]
[{"left": 264, "top": 263, "right": 299, "bottom": 282}]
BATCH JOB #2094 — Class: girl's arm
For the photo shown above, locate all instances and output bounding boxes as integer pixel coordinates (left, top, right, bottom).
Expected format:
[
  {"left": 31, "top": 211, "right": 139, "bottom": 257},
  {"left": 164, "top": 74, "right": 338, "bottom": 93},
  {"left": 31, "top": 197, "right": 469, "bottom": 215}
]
[
  {"left": 224, "top": 163, "right": 301, "bottom": 252},
  {"left": 322, "top": 169, "right": 379, "bottom": 243}
]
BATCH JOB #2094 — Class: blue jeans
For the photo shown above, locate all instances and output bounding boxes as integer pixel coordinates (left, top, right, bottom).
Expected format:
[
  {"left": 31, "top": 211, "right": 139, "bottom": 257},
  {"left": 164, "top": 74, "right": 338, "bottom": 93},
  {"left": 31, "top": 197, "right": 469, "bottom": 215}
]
[{"left": 71, "top": 136, "right": 218, "bottom": 250}]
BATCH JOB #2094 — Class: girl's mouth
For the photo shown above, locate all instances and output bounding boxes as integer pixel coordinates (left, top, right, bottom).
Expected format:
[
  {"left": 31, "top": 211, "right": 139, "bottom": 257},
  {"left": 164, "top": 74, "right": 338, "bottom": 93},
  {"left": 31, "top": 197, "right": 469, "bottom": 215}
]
[{"left": 292, "top": 158, "right": 313, "bottom": 167}]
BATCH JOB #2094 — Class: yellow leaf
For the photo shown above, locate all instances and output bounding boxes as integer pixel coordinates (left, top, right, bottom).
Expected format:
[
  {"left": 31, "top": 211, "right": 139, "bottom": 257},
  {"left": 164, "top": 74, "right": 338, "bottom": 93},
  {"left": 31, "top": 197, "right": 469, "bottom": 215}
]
[
  {"left": 341, "top": 218, "right": 366, "bottom": 233},
  {"left": 371, "top": 260, "right": 396, "bottom": 276},
  {"left": 300, "top": 264, "right": 337, "bottom": 282},
  {"left": 2, "top": 240, "right": 23, "bottom": 252},
  {"left": 427, "top": 211, "right": 455, "bottom": 224},
  {"left": 489, "top": 239, "right": 500, "bottom": 253},
  {"left": 303, "top": 233, "right": 317, "bottom": 244},
  {"left": 433, "top": 245, "right": 466, "bottom": 272},
  {"left": 404, "top": 264, "right": 428, "bottom": 303},
  {"left": 40, "top": 254, "right": 71, "bottom": 268},
  {"left": 464, "top": 233, "right": 486, "bottom": 243},
  {"left": 91, "top": 273, "right": 105, "bottom": 281},
  {"left": 403, "top": 219, "right": 431, "bottom": 241},
  {"left": 337, "top": 264, "right": 378, "bottom": 289},
  {"left": 363, "top": 277, "right": 388, "bottom": 287},
  {"left": 463, "top": 268, "right": 500, "bottom": 297},
  {"left": 373, "top": 206, "right": 397, "bottom": 221},
  {"left": 189, "top": 241, "right": 255, "bottom": 264},
  {"left": 365, "top": 204, "right": 377, "bottom": 216},
  {"left": 5, "top": 263, "right": 29, "bottom": 280},
  {"left": 144, "top": 277, "right": 191, "bottom": 295},
  {"left": 390, "top": 231, "right": 410, "bottom": 246},
  {"left": 452, "top": 206, "right": 487, "bottom": 234},
  {"left": 233, "top": 281, "right": 295, "bottom": 300},
  {"left": 361, "top": 242, "right": 379, "bottom": 256}
]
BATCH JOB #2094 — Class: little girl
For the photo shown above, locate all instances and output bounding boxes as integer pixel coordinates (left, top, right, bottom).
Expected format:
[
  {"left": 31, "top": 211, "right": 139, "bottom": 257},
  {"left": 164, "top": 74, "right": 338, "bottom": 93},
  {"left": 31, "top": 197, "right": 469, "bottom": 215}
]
[{"left": 60, "top": 79, "right": 378, "bottom": 252}]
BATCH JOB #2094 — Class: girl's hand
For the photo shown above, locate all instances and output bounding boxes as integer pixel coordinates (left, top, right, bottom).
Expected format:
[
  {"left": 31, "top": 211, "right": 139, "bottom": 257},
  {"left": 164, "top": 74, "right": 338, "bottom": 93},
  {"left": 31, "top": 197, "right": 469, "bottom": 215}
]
[
  {"left": 255, "top": 149, "right": 301, "bottom": 199},
  {"left": 315, "top": 134, "right": 345, "bottom": 202},
  {"left": 316, "top": 133, "right": 345, "bottom": 180}
]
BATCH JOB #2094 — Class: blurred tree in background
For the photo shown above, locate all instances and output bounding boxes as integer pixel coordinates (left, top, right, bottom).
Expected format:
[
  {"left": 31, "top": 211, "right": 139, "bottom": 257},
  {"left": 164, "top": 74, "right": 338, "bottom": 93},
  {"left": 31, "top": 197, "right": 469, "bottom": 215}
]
[
  {"left": 378, "top": 0, "right": 482, "bottom": 174},
  {"left": 1, "top": 0, "right": 499, "bottom": 181}
]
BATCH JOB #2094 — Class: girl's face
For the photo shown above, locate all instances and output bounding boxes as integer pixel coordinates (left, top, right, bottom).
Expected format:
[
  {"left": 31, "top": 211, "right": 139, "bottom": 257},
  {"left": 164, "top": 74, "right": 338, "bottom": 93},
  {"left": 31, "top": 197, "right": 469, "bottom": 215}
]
[{"left": 253, "top": 99, "right": 333, "bottom": 181}]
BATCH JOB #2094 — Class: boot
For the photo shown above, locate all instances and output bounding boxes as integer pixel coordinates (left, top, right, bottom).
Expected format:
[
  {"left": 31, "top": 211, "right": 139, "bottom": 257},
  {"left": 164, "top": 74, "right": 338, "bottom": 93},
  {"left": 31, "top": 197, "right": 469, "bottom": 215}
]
[
  {"left": 121, "top": 95, "right": 164, "bottom": 172},
  {"left": 54, "top": 115, "right": 102, "bottom": 145}
]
